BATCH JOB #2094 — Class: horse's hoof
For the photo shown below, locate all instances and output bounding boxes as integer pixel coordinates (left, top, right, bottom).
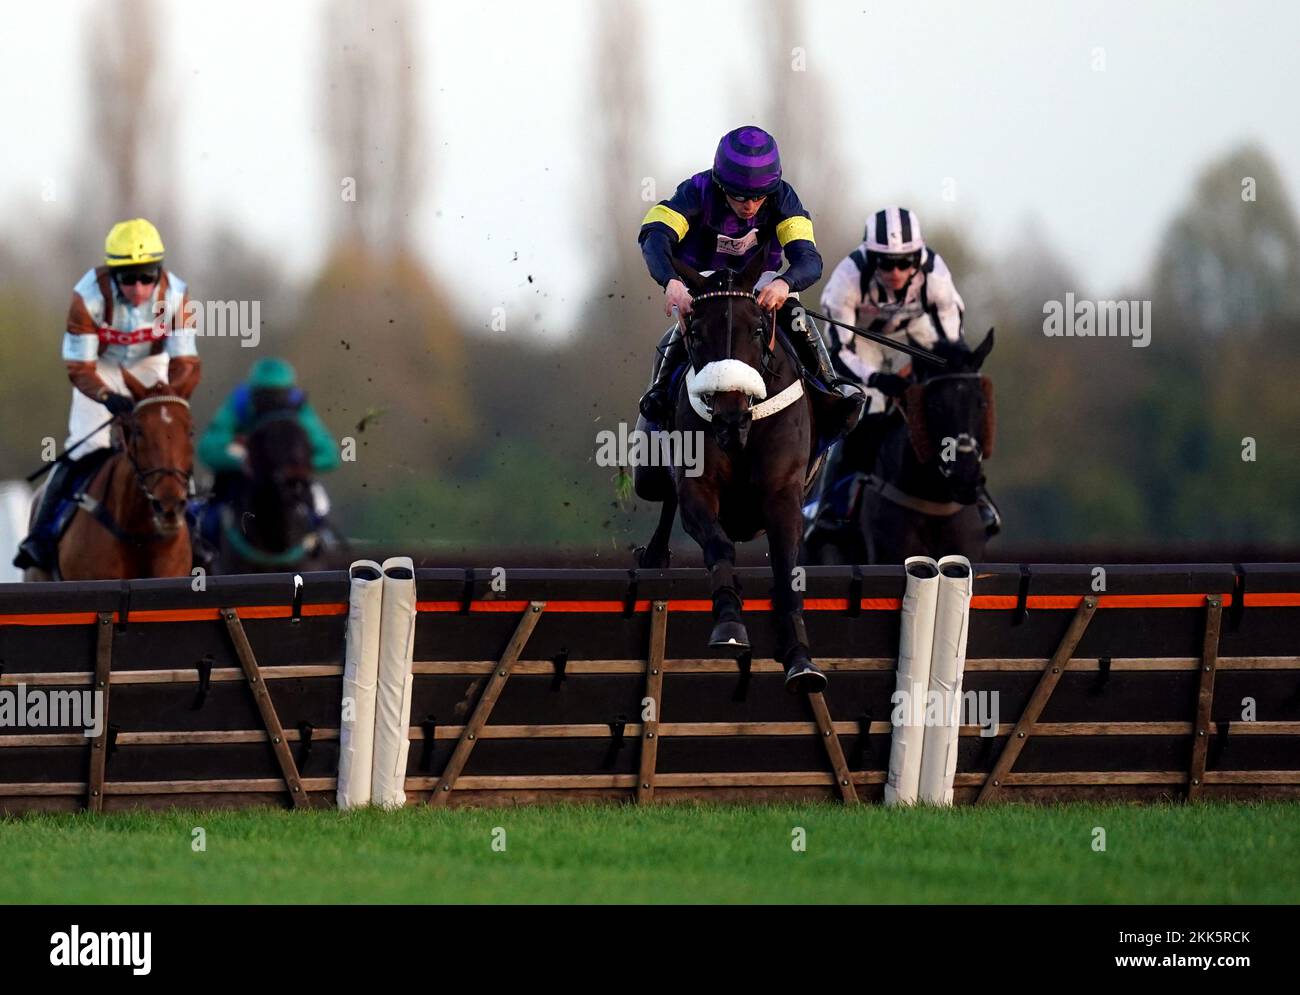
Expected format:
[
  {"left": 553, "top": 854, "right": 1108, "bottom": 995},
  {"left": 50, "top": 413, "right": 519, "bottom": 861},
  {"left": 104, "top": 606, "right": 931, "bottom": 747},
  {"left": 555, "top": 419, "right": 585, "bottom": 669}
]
[
  {"left": 784, "top": 655, "right": 827, "bottom": 695},
  {"left": 709, "top": 620, "right": 751, "bottom": 652}
]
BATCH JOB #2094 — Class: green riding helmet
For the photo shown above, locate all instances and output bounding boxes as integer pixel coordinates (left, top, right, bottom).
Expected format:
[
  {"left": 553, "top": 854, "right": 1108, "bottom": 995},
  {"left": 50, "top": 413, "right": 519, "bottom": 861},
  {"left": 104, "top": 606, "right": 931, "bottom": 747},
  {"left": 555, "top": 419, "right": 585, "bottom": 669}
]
[{"left": 247, "top": 357, "right": 298, "bottom": 390}]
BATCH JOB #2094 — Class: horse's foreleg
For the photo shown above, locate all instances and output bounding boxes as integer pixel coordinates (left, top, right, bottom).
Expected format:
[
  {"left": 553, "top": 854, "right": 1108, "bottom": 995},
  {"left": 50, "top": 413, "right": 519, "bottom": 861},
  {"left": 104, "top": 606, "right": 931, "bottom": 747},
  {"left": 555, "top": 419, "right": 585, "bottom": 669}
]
[
  {"left": 636, "top": 491, "right": 677, "bottom": 569},
  {"left": 678, "top": 483, "right": 748, "bottom": 651},
  {"left": 765, "top": 483, "right": 828, "bottom": 693}
]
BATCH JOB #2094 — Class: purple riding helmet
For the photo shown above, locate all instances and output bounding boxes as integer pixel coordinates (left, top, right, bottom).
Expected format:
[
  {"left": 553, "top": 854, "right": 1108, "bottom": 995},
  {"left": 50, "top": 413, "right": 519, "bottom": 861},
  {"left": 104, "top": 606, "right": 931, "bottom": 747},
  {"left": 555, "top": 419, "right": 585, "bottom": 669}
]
[{"left": 712, "top": 126, "right": 782, "bottom": 199}]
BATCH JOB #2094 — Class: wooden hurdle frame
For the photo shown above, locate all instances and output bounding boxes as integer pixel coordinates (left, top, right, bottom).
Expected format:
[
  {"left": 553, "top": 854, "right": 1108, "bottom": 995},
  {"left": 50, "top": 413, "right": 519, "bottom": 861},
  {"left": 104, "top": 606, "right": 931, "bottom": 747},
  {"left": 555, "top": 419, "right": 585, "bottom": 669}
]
[{"left": 1, "top": 565, "right": 1297, "bottom": 812}]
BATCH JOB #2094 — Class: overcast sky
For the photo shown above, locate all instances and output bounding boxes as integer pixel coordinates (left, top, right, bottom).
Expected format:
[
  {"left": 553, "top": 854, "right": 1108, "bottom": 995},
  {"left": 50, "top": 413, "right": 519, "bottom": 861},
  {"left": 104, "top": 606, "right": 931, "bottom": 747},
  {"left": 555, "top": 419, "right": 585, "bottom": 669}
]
[{"left": 4, "top": 0, "right": 1298, "bottom": 330}]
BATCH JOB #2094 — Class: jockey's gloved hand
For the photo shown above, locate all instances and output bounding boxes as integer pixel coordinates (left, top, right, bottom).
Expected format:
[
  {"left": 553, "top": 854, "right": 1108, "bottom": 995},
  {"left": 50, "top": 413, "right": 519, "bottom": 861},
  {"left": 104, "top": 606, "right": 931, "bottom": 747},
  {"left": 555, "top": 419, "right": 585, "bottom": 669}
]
[
  {"left": 102, "top": 393, "right": 135, "bottom": 416},
  {"left": 866, "top": 373, "right": 910, "bottom": 398}
]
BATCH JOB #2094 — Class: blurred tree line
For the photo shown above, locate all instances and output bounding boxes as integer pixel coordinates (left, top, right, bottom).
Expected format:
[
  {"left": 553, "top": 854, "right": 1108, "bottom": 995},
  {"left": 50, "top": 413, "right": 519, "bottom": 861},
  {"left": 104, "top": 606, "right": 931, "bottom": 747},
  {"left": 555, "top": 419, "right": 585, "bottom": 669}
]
[{"left": 1, "top": 0, "right": 1297, "bottom": 557}]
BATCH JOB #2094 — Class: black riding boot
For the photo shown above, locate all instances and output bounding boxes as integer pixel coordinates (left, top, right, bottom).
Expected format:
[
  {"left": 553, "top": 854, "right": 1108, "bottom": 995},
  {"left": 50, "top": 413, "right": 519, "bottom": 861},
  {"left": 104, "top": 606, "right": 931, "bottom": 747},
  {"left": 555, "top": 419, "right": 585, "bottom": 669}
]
[
  {"left": 977, "top": 479, "right": 1002, "bottom": 538},
  {"left": 638, "top": 323, "right": 689, "bottom": 424},
  {"left": 784, "top": 306, "right": 865, "bottom": 437},
  {"left": 13, "top": 458, "right": 77, "bottom": 570}
]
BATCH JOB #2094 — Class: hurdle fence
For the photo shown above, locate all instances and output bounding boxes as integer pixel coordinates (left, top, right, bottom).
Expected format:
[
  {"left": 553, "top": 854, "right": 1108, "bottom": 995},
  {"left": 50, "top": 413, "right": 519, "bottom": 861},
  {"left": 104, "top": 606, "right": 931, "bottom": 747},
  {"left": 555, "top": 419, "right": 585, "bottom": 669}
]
[{"left": 1, "top": 564, "right": 1297, "bottom": 812}]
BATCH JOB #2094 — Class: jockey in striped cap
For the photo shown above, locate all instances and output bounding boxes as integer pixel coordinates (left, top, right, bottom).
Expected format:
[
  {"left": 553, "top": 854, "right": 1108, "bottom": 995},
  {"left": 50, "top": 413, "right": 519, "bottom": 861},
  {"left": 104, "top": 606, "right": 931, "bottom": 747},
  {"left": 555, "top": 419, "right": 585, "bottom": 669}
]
[
  {"left": 821, "top": 206, "right": 965, "bottom": 410},
  {"left": 637, "top": 126, "right": 862, "bottom": 429},
  {"left": 818, "top": 206, "right": 1000, "bottom": 536}
]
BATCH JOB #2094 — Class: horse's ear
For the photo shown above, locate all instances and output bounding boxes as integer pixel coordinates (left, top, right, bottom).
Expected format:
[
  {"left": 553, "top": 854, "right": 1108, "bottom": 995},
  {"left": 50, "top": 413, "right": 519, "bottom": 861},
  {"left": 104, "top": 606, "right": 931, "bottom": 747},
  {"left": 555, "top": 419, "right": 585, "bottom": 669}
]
[
  {"left": 738, "top": 249, "right": 769, "bottom": 293},
  {"left": 971, "top": 328, "right": 995, "bottom": 369},
  {"left": 670, "top": 257, "right": 707, "bottom": 292},
  {"left": 119, "top": 365, "right": 149, "bottom": 401}
]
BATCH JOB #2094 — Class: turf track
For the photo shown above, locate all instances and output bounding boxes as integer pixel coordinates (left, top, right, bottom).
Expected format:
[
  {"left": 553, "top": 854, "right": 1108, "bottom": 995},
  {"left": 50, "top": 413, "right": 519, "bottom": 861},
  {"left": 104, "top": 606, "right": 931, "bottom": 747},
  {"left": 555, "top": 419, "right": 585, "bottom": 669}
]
[{"left": 3, "top": 802, "right": 1298, "bottom": 904}]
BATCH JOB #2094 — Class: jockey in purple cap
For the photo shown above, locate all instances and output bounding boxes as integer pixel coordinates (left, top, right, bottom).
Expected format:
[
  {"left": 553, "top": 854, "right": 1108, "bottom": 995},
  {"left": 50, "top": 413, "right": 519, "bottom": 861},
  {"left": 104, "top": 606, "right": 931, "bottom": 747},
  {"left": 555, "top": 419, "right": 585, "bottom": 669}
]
[{"left": 637, "top": 126, "right": 862, "bottom": 431}]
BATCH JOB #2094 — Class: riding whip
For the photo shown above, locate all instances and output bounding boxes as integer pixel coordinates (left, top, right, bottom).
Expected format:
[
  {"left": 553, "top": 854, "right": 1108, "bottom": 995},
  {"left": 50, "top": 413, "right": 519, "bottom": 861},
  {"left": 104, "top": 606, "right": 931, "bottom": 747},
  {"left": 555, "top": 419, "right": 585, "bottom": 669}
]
[
  {"left": 800, "top": 307, "right": 948, "bottom": 367},
  {"left": 23, "top": 416, "right": 116, "bottom": 482}
]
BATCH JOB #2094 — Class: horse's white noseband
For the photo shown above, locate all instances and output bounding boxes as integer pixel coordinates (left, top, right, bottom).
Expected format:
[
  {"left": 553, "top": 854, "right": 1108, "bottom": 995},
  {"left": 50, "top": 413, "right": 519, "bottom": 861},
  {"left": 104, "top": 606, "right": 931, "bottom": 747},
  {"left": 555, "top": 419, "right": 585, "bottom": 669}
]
[
  {"left": 687, "top": 360, "right": 768, "bottom": 402},
  {"left": 685, "top": 360, "right": 804, "bottom": 423}
]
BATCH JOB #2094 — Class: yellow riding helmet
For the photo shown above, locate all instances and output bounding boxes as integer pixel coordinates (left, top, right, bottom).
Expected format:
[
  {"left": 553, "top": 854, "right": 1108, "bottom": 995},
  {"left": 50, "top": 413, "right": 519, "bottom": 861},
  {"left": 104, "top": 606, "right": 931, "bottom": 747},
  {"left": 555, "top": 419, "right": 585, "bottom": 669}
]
[{"left": 104, "top": 218, "right": 165, "bottom": 268}]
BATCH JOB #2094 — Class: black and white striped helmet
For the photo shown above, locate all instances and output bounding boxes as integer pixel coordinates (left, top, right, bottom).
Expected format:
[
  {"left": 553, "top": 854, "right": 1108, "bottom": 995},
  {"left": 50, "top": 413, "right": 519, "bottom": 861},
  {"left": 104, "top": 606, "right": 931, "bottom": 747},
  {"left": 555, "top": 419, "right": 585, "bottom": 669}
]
[{"left": 864, "top": 207, "right": 924, "bottom": 254}]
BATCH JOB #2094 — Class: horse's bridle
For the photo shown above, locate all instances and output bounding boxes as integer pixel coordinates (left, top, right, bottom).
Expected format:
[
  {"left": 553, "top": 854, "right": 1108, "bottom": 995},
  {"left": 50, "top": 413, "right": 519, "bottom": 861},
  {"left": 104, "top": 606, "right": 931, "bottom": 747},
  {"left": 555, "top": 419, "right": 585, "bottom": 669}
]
[
  {"left": 682, "top": 280, "right": 779, "bottom": 382},
  {"left": 120, "top": 394, "right": 194, "bottom": 513},
  {"left": 899, "top": 372, "right": 988, "bottom": 471}
]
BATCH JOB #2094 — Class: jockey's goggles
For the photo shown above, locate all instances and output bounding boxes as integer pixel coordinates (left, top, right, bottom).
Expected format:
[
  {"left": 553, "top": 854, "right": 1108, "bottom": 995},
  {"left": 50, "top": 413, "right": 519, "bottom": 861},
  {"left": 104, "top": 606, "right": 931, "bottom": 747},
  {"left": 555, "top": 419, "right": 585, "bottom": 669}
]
[
  {"left": 115, "top": 267, "right": 161, "bottom": 286},
  {"left": 877, "top": 254, "right": 919, "bottom": 272}
]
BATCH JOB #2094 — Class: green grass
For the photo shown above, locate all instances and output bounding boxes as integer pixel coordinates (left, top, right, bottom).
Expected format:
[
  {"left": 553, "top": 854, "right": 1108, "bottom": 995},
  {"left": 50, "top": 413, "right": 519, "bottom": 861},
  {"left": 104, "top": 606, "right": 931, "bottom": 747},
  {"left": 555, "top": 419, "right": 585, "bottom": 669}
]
[{"left": 3, "top": 802, "right": 1298, "bottom": 904}]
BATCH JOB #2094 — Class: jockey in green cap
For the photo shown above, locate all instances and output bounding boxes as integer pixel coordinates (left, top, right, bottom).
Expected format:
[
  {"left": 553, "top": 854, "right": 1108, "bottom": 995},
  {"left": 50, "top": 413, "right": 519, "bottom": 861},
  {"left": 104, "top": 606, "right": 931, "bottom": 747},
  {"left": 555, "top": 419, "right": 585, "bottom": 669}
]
[{"left": 194, "top": 358, "right": 339, "bottom": 557}]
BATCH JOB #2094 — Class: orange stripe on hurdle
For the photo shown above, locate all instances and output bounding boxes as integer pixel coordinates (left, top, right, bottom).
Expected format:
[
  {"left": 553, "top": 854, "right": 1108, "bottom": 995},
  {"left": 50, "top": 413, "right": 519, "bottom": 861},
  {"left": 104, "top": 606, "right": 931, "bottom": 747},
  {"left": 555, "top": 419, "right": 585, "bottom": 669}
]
[
  {"left": 11, "top": 589, "right": 1292, "bottom": 627},
  {"left": 1243, "top": 592, "right": 1300, "bottom": 607},
  {"left": 860, "top": 598, "right": 904, "bottom": 610},
  {"left": 0, "top": 603, "right": 348, "bottom": 626},
  {"left": 233, "top": 604, "right": 347, "bottom": 619},
  {"left": 971, "top": 595, "right": 1018, "bottom": 610},
  {"left": 0, "top": 611, "right": 102, "bottom": 626}
]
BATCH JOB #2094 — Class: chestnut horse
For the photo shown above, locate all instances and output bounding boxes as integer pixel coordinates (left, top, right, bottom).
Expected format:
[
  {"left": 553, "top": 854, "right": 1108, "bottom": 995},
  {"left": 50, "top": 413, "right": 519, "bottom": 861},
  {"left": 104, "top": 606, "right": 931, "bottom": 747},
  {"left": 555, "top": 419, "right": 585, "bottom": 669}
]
[{"left": 37, "top": 368, "right": 196, "bottom": 581}]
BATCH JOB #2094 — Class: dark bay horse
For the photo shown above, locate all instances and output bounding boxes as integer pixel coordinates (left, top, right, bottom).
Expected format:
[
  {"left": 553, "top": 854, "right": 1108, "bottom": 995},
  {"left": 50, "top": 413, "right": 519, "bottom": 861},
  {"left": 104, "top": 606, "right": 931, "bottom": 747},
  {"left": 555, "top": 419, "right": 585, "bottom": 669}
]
[
  {"left": 32, "top": 368, "right": 195, "bottom": 581},
  {"left": 635, "top": 254, "right": 837, "bottom": 693},
  {"left": 864, "top": 330, "right": 996, "bottom": 563},
  {"left": 213, "top": 413, "right": 329, "bottom": 573}
]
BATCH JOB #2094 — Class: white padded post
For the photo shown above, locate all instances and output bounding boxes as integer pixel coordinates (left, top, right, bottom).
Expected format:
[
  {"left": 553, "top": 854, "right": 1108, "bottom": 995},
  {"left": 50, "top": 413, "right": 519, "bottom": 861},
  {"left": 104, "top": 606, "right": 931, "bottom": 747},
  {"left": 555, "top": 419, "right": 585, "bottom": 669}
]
[
  {"left": 885, "top": 556, "right": 940, "bottom": 806},
  {"left": 337, "top": 560, "right": 383, "bottom": 809},
  {"left": 371, "top": 556, "right": 417, "bottom": 808},
  {"left": 919, "top": 555, "right": 973, "bottom": 805}
]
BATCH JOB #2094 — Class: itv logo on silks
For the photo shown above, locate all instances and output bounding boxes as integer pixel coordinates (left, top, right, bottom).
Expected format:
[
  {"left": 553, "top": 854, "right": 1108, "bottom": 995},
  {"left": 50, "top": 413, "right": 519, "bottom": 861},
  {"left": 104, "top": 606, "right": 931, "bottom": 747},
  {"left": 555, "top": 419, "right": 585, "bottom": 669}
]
[{"left": 49, "top": 926, "right": 152, "bottom": 976}]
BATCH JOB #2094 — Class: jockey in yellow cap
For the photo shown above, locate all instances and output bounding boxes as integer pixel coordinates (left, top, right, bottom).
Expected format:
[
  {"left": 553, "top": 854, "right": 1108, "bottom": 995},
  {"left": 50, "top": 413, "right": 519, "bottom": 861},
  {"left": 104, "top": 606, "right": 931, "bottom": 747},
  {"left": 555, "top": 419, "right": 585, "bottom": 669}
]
[{"left": 14, "top": 219, "right": 201, "bottom": 571}]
